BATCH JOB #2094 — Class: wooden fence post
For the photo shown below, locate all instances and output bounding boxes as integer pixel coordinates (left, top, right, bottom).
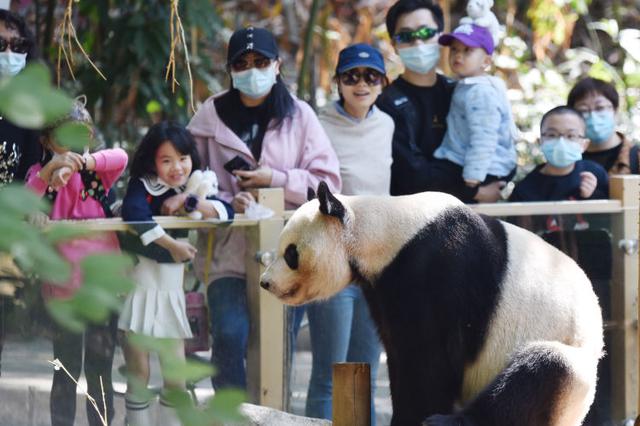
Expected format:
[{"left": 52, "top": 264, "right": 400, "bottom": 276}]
[
  {"left": 245, "top": 188, "right": 286, "bottom": 409},
  {"left": 609, "top": 175, "right": 639, "bottom": 422},
  {"left": 333, "top": 362, "right": 371, "bottom": 426}
]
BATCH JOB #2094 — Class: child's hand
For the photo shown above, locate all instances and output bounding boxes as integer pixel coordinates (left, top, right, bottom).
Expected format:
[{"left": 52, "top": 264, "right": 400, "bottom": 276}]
[
  {"left": 50, "top": 166, "right": 74, "bottom": 190},
  {"left": 473, "top": 181, "right": 505, "bottom": 203},
  {"left": 168, "top": 240, "right": 197, "bottom": 263},
  {"left": 50, "top": 151, "right": 84, "bottom": 172},
  {"left": 161, "top": 192, "right": 188, "bottom": 215},
  {"left": 579, "top": 172, "right": 597, "bottom": 198},
  {"left": 232, "top": 191, "right": 256, "bottom": 213},
  {"left": 235, "top": 166, "right": 273, "bottom": 189}
]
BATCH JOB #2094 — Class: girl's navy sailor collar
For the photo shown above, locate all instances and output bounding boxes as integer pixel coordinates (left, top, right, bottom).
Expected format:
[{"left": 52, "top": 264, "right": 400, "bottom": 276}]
[{"left": 140, "top": 175, "right": 186, "bottom": 196}]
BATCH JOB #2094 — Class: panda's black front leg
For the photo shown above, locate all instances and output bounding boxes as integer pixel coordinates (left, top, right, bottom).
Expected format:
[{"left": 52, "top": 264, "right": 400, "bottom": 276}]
[{"left": 387, "top": 349, "right": 461, "bottom": 426}]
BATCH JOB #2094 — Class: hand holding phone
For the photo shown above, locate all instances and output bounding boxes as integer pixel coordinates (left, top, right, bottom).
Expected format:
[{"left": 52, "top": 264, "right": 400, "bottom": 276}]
[{"left": 223, "top": 155, "right": 252, "bottom": 174}]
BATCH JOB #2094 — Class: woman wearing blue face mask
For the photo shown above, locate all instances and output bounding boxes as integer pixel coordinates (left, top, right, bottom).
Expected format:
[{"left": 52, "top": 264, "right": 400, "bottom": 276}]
[
  {"left": 568, "top": 77, "right": 640, "bottom": 175},
  {"left": 0, "top": 9, "right": 42, "bottom": 379},
  {"left": 186, "top": 26, "right": 341, "bottom": 392}
]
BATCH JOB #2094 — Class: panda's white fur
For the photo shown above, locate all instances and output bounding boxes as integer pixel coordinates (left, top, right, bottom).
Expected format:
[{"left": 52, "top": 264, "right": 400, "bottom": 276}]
[{"left": 260, "top": 184, "right": 603, "bottom": 426}]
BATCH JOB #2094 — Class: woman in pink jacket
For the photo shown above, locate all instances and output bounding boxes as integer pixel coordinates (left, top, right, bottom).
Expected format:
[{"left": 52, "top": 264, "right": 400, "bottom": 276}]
[
  {"left": 186, "top": 27, "right": 341, "bottom": 391},
  {"left": 25, "top": 98, "right": 128, "bottom": 426}
]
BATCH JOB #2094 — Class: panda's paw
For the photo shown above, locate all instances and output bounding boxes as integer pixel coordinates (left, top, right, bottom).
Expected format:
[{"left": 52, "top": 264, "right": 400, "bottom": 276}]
[{"left": 422, "top": 414, "right": 473, "bottom": 426}]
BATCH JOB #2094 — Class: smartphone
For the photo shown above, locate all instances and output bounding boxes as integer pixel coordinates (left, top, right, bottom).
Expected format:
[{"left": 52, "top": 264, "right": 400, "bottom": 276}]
[{"left": 223, "top": 155, "right": 252, "bottom": 174}]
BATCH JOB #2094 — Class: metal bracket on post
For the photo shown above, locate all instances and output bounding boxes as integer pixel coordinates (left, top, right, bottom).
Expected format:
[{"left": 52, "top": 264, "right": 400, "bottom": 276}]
[{"left": 618, "top": 239, "right": 639, "bottom": 256}]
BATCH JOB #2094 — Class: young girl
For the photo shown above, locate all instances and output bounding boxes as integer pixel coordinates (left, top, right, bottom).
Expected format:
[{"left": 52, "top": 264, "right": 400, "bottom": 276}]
[
  {"left": 118, "top": 121, "right": 233, "bottom": 426},
  {"left": 25, "top": 97, "right": 128, "bottom": 426}
]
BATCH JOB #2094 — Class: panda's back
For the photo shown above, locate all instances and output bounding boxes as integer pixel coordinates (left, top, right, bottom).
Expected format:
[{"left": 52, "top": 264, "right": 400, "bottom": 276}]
[{"left": 459, "top": 220, "right": 603, "bottom": 403}]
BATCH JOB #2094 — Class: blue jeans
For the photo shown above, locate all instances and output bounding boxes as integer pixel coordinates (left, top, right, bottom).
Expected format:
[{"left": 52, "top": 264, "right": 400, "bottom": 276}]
[
  {"left": 207, "top": 277, "right": 304, "bottom": 391},
  {"left": 305, "top": 285, "right": 382, "bottom": 424},
  {"left": 207, "top": 277, "right": 249, "bottom": 390}
]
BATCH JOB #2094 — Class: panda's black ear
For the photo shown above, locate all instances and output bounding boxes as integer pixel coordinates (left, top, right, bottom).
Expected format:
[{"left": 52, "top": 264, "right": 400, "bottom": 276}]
[
  {"left": 317, "top": 181, "right": 345, "bottom": 223},
  {"left": 307, "top": 187, "right": 316, "bottom": 201}
]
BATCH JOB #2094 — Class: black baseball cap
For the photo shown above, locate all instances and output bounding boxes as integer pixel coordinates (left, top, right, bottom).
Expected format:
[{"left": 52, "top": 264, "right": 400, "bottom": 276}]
[{"left": 227, "top": 27, "right": 279, "bottom": 65}]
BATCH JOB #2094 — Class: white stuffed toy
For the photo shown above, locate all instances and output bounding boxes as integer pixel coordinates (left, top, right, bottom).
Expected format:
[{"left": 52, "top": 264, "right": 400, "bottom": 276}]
[
  {"left": 183, "top": 169, "right": 219, "bottom": 219},
  {"left": 460, "top": 0, "right": 501, "bottom": 46}
]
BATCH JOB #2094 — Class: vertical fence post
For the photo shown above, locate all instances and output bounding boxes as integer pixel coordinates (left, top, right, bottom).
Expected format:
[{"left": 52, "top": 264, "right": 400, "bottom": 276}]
[
  {"left": 245, "top": 188, "right": 285, "bottom": 409},
  {"left": 332, "top": 362, "right": 371, "bottom": 426},
  {"left": 609, "top": 175, "right": 639, "bottom": 422}
]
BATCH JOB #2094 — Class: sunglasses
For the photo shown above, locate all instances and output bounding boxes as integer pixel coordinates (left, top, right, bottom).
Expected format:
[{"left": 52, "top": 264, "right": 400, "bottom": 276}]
[
  {"left": 0, "top": 37, "right": 30, "bottom": 54},
  {"left": 339, "top": 69, "right": 384, "bottom": 86},
  {"left": 393, "top": 26, "right": 438, "bottom": 44},
  {"left": 231, "top": 56, "right": 272, "bottom": 72}
]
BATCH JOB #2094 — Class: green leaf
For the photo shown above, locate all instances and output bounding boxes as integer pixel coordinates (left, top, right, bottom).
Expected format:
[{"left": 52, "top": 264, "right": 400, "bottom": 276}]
[
  {"left": 47, "top": 300, "right": 86, "bottom": 333},
  {"left": 0, "top": 64, "right": 72, "bottom": 129},
  {"left": 0, "top": 184, "right": 49, "bottom": 218},
  {"left": 45, "top": 224, "right": 92, "bottom": 244},
  {"left": 146, "top": 99, "right": 162, "bottom": 114},
  {"left": 204, "top": 389, "right": 246, "bottom": 423},
  {"left": 53, "top": 122, "right": 94, "bottom": 151},
  {"left": 160, "top": 358, "right": 216, "bottom": 383}
]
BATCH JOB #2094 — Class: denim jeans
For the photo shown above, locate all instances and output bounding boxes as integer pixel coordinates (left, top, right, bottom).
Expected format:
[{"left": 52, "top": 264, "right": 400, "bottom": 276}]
[
  {"left": 207, "top": 276, "right": 303, "bottom": 391},
  {"left": 305, "top": 284, "right": 381, "bottom": 424},
  {"left": 207, "top": 277, "right": 249, "bottom": 390}
]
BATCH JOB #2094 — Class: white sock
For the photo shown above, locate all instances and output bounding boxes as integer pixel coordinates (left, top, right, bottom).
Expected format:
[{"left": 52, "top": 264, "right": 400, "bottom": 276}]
[
  {"left": 125, "top": 394, "right": 152, "bottom": 426},
  {"left": 157, "top": 396, "right": 182, "bottom": 426}
]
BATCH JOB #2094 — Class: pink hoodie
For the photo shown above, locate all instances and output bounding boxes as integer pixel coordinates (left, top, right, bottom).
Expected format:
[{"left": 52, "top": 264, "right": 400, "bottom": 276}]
[
  {"left": 188, "top": 93, "right": 341, "bottom": 282},
  {"left": 26, "top": 148, "right": 128, "bottom": 299}
]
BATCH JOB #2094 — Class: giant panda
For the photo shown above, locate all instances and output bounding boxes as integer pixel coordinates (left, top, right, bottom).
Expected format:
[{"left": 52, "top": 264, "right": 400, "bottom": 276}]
[{"left": 260, "top": 182, "right": 603, "bottom": 426}]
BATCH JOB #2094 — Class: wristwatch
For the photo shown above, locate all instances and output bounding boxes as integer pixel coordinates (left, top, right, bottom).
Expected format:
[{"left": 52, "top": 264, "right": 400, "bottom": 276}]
[{"left": 184, "top": 194, "right": 199, "bottom": 213}]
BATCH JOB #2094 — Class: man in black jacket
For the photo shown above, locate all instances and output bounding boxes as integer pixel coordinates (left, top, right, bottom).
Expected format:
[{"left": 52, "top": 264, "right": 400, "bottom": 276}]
[{"left": 377, "top": 0, "right": 503, "bottom": 202}]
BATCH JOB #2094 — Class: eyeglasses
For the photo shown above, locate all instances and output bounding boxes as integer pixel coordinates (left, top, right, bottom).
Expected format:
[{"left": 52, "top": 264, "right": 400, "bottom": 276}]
[
  {"left": 339, "top": 69, "right": 384, "bottom": 86},
  {"left": 0, "top": 37, "right": 31, "bottom": 54},
  {"left": 231, "top": 56, "right": 272, "bottom": 72},
  {"left": 576, "top": 104, "right": 614, "bottom": 117},
  {"left": 392, "top": 26, "right": 438, "bottom": 44},
  {"left": 541, "top": 132, "right": 586, "bottom": 143}
]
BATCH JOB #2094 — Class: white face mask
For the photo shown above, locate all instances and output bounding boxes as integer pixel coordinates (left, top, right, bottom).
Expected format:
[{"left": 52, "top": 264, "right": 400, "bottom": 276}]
[
  {"left": 231, "top": 63, "right": 278, "bottom": 99},
  {"left": 0, "top": 51, "right": 27, "bottom": 77},
  {"left": 397, "top": 44, "right": 441, "bottom": 74}
]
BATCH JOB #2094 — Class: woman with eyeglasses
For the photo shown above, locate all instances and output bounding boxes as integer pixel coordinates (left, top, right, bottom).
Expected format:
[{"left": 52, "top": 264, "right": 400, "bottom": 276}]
[
  {"left": 304, "top": 43, "right": 393, "bottom": 424},
  {"left": 568, "top": 77, "right": 640, "bottom": 175},
  {"left": 0, "top": 9, "right": 41, "bottom": 381},
  {"left": 185, "top": 27, "right": 341, "bottom": 392}
]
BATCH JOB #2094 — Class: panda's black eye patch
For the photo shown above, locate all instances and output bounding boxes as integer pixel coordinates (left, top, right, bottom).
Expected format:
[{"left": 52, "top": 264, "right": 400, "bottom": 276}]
[{"left": 284, "top": 244, "right": 299, "bottom": 270}]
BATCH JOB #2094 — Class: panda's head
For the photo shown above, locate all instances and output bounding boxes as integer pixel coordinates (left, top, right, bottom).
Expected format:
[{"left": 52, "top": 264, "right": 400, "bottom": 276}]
[{"left": 260, "top": 182, "right": 353, "bottom": 305}]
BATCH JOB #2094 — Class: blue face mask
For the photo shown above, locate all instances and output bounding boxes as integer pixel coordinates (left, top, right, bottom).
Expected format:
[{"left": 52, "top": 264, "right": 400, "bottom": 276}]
[
  {"left": 231, "top": 64, "right": 277, "bottom": 99},
  {"left": 0, "top": 51, "right": 27, "bottom": 77},
  {"left": 584, "top": 110, "right": 615, "bottom": 144},
  {"left": 541, "top": 137, "right": 583, "bottom": 168},
  {"left": 398, "top": 44, "right": 440, "bottom": 74}
]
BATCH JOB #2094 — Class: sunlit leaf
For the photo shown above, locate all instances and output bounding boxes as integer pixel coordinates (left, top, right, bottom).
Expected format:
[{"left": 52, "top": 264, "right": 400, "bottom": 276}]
[{"left": 0, "top": 64, "right": 72, "bottom": 129}]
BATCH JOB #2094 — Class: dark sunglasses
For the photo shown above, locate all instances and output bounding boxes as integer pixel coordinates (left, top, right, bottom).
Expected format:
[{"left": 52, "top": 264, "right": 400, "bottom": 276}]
[
  {"left": 393, "top": 26, "right": 438, "bottom": 44},
  {"left": 231, "top": 56, "right": 272, "bottom": 72},
  {"left": 0, "top": 37, "right": 30, "bottom": 54},
  {"left": 339, "top": 69, "right": 384, "bottom": 86}
]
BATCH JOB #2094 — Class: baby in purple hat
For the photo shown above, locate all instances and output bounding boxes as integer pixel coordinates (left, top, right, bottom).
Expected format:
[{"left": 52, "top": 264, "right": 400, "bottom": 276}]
[{"left": 432, "top": 23, "right": 517, "bottom": 199}]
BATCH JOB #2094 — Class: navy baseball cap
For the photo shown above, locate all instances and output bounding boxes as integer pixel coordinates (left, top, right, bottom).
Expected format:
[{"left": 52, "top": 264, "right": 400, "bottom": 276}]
[
  {"left": 336, "top": 43, "right": 386, "bottom": 75},
  {"left": 439, "top": 23, "right": 495, "bottom": 54},
  {"left": 227, "top": 27, "right": 279, "bottom": 64}
]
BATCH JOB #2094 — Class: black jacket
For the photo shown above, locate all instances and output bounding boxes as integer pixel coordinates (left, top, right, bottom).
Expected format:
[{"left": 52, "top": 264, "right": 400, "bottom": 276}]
[{"left": 377, "top": 75, "right": 455, "bottom": 195}]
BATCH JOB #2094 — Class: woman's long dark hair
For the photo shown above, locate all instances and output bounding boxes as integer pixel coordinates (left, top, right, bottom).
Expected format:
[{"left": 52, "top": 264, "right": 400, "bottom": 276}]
[
  {"left": 229, "top": 70, "right": 296, "bottom": 130},
  {"left": 0, "top": 9, "right": 38, "bottom": 62},
  {"left": 130, "top": 121, "right": 201, "bottom": 179}
]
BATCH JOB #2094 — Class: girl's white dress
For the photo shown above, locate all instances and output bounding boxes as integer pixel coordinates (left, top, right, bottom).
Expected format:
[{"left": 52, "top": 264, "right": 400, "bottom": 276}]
[{"left": 118, "top": 255, "right": 193, "bottom": 338}]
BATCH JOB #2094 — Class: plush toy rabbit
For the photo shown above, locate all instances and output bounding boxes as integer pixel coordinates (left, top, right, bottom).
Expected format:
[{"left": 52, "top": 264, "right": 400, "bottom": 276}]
[
  {"left": 460, "top": 0, "right": 501, "bottom": 45},
  {"left": 183, "top": 169, "right": 219, "bottom": 219}
]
